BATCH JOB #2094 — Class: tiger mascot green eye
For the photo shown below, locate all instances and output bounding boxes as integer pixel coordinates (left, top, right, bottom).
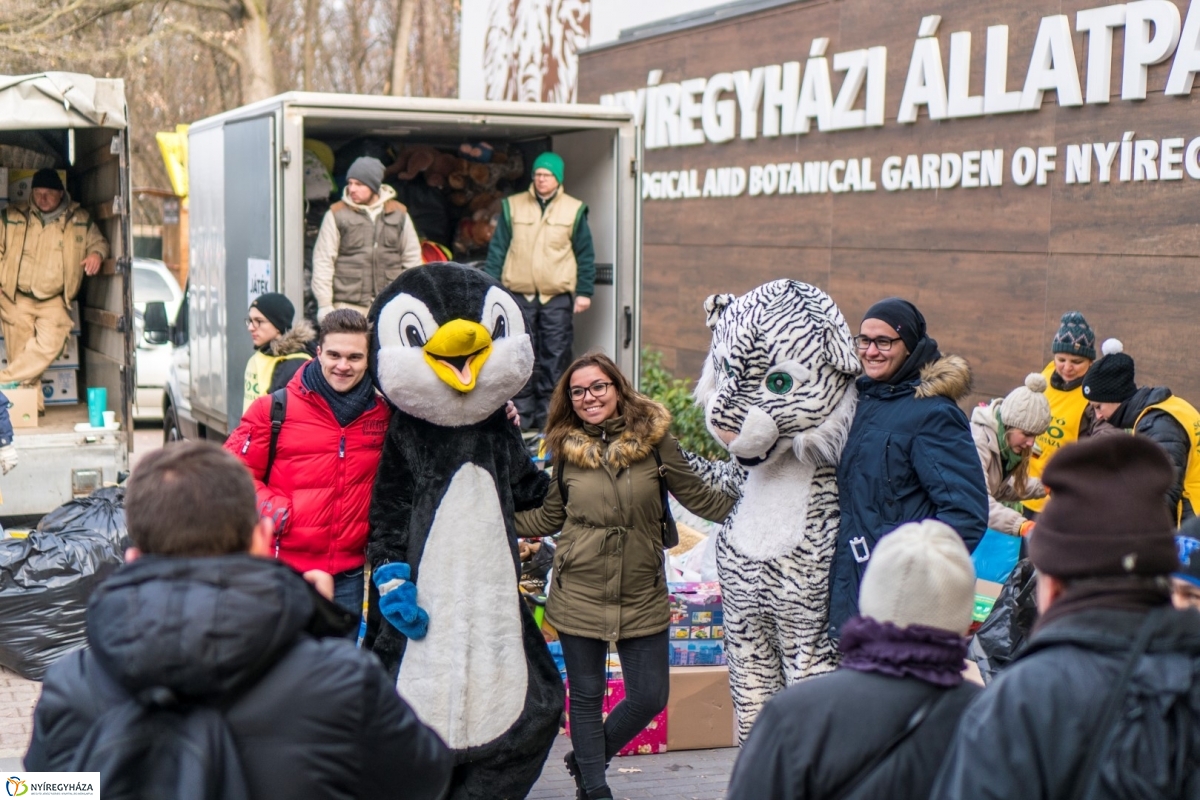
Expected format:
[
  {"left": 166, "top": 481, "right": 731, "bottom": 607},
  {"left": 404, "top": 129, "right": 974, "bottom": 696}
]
[{"left": 691, "top": 279, "right": 860, "bottom": 741}]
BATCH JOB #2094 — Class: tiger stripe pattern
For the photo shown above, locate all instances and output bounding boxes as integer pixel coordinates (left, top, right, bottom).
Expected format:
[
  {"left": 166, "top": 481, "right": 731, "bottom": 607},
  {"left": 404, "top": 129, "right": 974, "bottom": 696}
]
[{"left": 693, "top": 280, "right": 861, "bottom": 741}]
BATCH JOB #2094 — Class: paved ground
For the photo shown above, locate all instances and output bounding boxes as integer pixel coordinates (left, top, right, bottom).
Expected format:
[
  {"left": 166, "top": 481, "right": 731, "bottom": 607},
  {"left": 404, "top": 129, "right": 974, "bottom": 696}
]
[
  {"left": 530, "top": 735, "right": 738, "bottom": 800},
  {"left": 0, "top": 667, "right": 41, "bottom": 766}
]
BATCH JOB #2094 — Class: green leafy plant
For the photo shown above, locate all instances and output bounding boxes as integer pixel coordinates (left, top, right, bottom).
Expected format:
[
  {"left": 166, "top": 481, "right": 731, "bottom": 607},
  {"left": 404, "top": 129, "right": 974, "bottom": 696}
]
[{"left": 640, "top": 349, "right": 726, "bottom": 460}]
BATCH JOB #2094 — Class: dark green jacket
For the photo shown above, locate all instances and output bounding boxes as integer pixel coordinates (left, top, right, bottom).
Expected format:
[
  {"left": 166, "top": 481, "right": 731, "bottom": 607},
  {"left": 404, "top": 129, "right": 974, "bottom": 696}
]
[
  {"left": 516, "top": 404, "right": 735, "bottom": 640},
  {"left": 483, "top": 191, "right": 596, "bottom": 297}
]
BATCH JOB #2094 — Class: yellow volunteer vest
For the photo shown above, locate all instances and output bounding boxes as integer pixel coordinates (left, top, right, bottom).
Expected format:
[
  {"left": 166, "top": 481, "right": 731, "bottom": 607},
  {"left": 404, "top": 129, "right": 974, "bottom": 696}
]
[
  {"left": 243, "top": 351, "right": 310, "bottom": 412},
  {"left": 1135, "top": 395, "right": 1200, "bottom": 524},
  {"left": 1023, "top": 362, "right": 1091, "bottom": 513},
  {"left": 501, "top": 187, "right": 583, "bottom": 301}
]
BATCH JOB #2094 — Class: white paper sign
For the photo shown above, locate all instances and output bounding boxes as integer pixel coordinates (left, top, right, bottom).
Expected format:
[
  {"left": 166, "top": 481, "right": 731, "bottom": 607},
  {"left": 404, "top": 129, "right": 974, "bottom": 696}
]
[{"left": 247, "top": 258, "right": 272, "bottom": 305}]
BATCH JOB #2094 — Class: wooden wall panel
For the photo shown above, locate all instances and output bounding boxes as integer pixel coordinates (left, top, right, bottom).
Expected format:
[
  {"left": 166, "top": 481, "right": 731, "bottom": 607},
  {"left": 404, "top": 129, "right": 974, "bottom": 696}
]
[{"left": 581, "top": 0, "right": 1200, "bottom": 405}]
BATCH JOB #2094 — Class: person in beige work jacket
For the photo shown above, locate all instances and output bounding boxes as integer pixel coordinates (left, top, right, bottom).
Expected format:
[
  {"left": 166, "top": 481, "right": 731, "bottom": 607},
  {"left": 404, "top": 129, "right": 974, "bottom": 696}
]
[
  {"left": 485, "top": 151, "right": 595, "bottom": 432},
  {"left": 311, "top": 156, "right": 422, "bottom": 322},
  {"left": 0, "top": 169, "right": 108, "bottom": 408},
  {"left": 517, "top": 353, "right": 735, "bottom": 800}
]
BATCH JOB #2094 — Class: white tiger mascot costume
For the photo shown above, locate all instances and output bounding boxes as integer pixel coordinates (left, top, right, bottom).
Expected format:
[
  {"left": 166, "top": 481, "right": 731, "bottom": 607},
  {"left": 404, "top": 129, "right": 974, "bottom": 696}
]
[{"left": 692, "top": 280, "right": 860, "bottom": 740}]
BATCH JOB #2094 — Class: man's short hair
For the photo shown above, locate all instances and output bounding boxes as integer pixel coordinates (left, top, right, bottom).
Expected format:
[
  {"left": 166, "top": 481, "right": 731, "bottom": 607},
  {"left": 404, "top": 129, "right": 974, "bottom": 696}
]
[
  {"left": 125, "top": 442, "right": 258, "bottom": 556},
  {"left": 319, "top": 308, "right": 371, "bottom": 346}
]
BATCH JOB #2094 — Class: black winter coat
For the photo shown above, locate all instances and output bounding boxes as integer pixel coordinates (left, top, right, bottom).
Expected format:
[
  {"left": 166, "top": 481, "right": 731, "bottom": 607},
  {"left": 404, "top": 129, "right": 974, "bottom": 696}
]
[
  {"left": 726, "top": 669, "right": 980, "bottom": 800},
  {"left": 932, "top": 607, "right": 1200, "bottom": 800},
  {"left": 1107, "top": 386, "right": 1195, "bottom": 521},
  {"left": 26, "top": 555, "right": 452, "bottom": 800},
  {"left": 831, "top": 355, "right": 988, "bottom": 636}
]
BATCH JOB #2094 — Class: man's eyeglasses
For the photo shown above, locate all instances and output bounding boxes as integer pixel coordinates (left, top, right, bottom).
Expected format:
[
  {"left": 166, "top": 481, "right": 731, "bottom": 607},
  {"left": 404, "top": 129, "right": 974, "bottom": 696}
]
[
  {"left": 245, "top": 316, "right": 268, "bottom": 329},
  {"left": 569, "top": 381, "right": 613, "bottom": 400},
  {"left": 853, "top": 335, "right": 903, "bottom": 351}
]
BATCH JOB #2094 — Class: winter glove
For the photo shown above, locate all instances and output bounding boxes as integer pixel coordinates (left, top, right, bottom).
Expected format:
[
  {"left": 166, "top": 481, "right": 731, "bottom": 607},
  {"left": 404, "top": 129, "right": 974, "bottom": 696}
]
[
  {"left": 317, "top": 306, "right": 334, "bottom": 323},
  {"left": 374, "top": 562, "right": 429, "bottom": 640},
  {"left": 0, "top": 444, "right": 18, "bottom": 475},
  {"left": 1019, "top": 520, "right": 1036, "bottom": 537}
]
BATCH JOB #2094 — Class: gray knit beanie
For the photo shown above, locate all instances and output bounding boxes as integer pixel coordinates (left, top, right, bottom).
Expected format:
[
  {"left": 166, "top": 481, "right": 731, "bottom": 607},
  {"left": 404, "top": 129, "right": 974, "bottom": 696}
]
[
  {"left": 1052, "top": 311, "right": 1096, "bottom": 360},
  {"left": 999, "top": 373, "right": 1052, "bottom": 434},
  {"left": 858, "top": 520, "right": 976, "bottom": 635},
  {"left": 346, "top": 157, "right": 385, "bottom": 195}
]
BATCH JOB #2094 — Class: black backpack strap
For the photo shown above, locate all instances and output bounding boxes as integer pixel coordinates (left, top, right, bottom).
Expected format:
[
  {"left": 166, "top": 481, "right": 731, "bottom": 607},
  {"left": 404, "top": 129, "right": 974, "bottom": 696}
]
[
  {"left": 1066, "top": 606, "right": 1165, "bottom": 800},
  {"left": 263, "top": 388, "right": 288, "bottom": 486},
  {"left": 828, "top": 688, "right": 947, "bottom": 800}
]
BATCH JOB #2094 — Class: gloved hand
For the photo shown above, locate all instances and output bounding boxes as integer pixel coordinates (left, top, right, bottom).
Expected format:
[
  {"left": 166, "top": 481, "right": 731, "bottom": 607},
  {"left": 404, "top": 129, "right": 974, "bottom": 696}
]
[
  {"left": 1019, "top": 520, "right": 1036, "bottom": 537},
  {"left": 0, "top": 444, "right": 18, "bottom": 475},
  {"left": 374, "top": 562, "right": 429, "bottom": 640},
  {"left": 317, "top": 306, "right": 334, "bottom": 323}
]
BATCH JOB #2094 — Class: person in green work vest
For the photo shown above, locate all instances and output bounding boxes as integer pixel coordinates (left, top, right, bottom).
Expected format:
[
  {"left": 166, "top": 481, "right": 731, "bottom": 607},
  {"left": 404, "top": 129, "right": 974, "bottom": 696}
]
[
  {"left": 485, "top": 152, "right": 595, "bottom": 432},
  {"left": 243, "top": 292, "right": 314, "bottom": 412}
]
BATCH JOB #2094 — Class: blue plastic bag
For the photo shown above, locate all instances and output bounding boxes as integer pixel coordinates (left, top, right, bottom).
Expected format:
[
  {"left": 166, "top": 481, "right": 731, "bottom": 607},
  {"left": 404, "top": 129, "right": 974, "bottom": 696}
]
[{"left": 972, "top": 528, "right": 1022, "bottom": 583}]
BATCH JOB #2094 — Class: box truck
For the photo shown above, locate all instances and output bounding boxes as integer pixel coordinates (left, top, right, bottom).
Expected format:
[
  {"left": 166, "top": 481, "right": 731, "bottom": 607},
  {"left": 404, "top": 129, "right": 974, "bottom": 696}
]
[
  {"left": 157, "top": 92, "right": 641, "bottom": 441},
  {"left": 0, "top": 73, "right": 133, "bottom": 516}
]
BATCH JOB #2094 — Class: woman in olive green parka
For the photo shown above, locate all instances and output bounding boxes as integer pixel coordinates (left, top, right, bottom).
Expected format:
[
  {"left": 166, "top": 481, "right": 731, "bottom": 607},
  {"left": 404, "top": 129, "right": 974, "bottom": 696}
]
[{"left": 517, "top": 353, "right": 735, "bottom": 800}]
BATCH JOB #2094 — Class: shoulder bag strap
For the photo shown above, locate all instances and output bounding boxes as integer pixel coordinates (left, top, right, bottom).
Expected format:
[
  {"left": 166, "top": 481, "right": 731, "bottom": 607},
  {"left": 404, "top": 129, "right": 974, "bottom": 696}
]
[
  {"left": 1066, "top": 606, "right": 1165, "bottom": 800},
  {"left": 652, "top": 447, "right": 679, "bottom": 549},
  {"left": 263, "top": 388, "right": 288, "bottom": 486},
  {"left": 828, "top": 688, "right": 948, "bottom": 800}
]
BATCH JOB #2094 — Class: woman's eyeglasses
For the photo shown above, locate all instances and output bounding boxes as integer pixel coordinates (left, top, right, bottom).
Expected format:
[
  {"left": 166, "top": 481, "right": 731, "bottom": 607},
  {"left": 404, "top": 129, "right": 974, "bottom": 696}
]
[
  {"left": 569, "top": 381, "right": 613, "bottom": 401},
  {"left": 853, "top": 335, "right": 903, "bottom": 351}
]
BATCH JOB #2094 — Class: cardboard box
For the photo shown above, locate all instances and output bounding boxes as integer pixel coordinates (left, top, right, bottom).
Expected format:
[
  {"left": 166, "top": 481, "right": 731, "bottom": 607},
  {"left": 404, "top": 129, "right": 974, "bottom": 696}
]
[
  {"left": 564, "top": 677, "right": 668, "bottom": 756},
  {"left": 8, "top": 169, "right": 67, "bottom": 204},
  {"left": 4, "top": 387, "right": 38, "bottom": 428},
  {"left": 972, "top": 578, "right": 1004, "bottom": 624},
  {"left": 40, "top": 368, "right": 78, "bottom": 405},
  {"left": 0, "top": 334, "right": 78, "bottom": 369},
  {"left": 668, "top": 582, "right": 726, "bottom": 666},
  {"left": 667, "top": 665, "right": 735, "bottom": 751}
]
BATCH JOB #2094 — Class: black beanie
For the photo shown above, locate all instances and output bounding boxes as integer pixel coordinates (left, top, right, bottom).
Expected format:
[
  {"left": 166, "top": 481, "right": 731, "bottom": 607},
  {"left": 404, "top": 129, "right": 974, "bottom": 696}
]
[
  {"left": 249, "top": 292, "right": 294, "bottom": 334},
  {"left": 1081, "top": 342, "right": 1137, "bottom": 403},
  {"left": 862, "top": 298, "right": 925, "bottom": 353},
  {"left": 31, "top": 168, "right": 64, "bottom": 192},
  {"left": 1031, "top": 435, "right": 1178, "bottom": 579}
]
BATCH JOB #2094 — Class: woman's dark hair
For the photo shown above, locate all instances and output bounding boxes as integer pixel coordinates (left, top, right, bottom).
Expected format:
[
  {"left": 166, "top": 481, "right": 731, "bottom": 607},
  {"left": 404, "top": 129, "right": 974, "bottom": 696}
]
[{"left": 544, "top": 352, "right": 659, "bottom": 460}]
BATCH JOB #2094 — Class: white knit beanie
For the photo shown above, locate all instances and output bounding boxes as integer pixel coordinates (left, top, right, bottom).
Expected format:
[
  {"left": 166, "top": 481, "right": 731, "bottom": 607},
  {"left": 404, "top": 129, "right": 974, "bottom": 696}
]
[
  {"left": 999, "top": 372, "right": 1052, "bottom": 434},
  {"left": 858, "top": 520, "right": 976, "bottom": 635}
]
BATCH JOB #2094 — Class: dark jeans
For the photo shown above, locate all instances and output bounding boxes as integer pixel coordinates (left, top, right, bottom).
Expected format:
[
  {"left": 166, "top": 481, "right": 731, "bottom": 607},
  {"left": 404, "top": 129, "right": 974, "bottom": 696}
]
[
  {"left": 513, "top": 292, "right": 574, "bottom": 430},
  {"left": 333, "top": 566, "right": 365, "bottom": 641},
  {"left": 559, "top": 630, "right": 670, "bottom": 794}
]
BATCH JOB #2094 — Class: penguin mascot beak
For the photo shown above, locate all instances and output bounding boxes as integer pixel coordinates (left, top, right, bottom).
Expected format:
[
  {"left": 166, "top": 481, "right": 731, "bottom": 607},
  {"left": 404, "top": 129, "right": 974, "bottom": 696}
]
[{"left": 423, "top": 319, "right": 493, "bottom": 392}]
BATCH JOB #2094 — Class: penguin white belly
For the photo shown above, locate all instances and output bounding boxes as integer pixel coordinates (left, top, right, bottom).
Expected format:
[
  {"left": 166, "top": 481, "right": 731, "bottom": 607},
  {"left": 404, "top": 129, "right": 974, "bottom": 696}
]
[{"left": 397, "top": 463, "right": 528, "bottom": 749}]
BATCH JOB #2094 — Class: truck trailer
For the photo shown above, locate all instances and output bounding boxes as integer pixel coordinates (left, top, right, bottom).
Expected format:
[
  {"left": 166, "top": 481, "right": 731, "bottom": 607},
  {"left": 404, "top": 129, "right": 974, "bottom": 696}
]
[{"left": 162, "top": 92, "right": 641, "bottom": 441}]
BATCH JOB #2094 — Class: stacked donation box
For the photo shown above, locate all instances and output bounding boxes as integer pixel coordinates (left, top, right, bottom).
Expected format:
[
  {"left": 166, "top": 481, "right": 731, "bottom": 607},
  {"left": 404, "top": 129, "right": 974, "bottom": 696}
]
[{"left": 0, "top": 158, "right": 83, "bottom": 416}]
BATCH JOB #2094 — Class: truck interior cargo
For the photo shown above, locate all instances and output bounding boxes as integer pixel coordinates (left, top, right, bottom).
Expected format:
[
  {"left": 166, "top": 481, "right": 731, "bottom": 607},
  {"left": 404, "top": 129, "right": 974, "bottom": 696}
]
[
  {"left": 0, "top": 73, "right": 132, "bottom": 516},
  {"left": 186, "top": 95, "right": 637, "bottom": 435}
]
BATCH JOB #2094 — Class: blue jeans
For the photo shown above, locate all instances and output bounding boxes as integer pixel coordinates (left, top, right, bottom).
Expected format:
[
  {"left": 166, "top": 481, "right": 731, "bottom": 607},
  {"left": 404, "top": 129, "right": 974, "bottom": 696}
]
[{"left": 333, "top": 567, "right": 365, "bottom": 641}]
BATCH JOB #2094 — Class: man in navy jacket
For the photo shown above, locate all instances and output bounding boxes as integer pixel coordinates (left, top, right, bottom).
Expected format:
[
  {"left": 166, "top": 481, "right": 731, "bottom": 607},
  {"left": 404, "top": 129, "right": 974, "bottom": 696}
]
[{"left": 829, "top": 298, "right": 987, "bottom": 638}]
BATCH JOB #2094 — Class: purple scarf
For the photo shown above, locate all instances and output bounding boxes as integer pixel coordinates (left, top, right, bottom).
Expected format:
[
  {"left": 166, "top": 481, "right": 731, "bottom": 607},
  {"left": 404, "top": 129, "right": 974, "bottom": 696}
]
[{"left": 838, "top": 616, "right": 969, "bottom": 687}]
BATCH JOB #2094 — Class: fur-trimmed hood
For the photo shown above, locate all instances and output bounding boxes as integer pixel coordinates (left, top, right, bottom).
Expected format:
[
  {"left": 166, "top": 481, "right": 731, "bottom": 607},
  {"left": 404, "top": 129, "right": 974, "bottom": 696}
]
[
  {"left": 914, "top": 354, "right": 972, "bottom": 401},
  {"left": 266, "top": 319, "right": 316, "bottom": 357},
  {"left": 557, "top": 401, "right": 672, "bottom": 470}
]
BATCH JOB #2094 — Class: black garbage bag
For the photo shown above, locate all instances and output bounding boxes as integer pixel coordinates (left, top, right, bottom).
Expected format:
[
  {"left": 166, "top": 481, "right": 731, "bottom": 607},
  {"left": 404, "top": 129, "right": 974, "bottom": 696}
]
[
  {"left": 0, "top": 488, "right": 128, "bottom": 679},
  {"left": 967, "top": 558, "right": 1039, "bottom": 684}
]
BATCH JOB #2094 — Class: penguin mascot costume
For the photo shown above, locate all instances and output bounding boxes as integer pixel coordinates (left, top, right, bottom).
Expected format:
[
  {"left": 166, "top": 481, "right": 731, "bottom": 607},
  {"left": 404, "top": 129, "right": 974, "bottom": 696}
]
[{"left": 365, "top": 263, "right": 562, "bottom": 800}]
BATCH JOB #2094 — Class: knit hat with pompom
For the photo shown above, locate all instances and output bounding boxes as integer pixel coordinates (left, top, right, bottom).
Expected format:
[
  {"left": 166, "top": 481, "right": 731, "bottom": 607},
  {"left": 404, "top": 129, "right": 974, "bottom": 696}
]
[
  {"left": 999, "top": 372, "right": 1052, "bottom": 434},
  {"left": 1082, "top": 339, "right": 1137, "bottom": 403},
  {"left": 1052, "top": 311, "right": 1096, "bottom": 360}
]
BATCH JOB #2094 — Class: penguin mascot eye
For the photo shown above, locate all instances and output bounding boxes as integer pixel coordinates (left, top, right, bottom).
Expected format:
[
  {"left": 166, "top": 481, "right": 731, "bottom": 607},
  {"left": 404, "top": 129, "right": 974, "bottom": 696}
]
[{"left": 370, "top": 266, "right": 534, "bottom": 427}]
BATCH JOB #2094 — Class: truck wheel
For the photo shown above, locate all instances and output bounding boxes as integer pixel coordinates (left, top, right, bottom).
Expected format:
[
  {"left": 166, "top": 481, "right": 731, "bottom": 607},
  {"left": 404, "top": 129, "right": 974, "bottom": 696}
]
[{"left": 163, "top": 404, "right": 183, "bottom": 444}]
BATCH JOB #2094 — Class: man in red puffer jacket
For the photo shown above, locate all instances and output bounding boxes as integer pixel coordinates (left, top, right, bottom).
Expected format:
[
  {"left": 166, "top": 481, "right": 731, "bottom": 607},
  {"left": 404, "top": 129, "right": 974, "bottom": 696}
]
[{"left": 227, "top": 309, "right": 389, "bottom": 620}]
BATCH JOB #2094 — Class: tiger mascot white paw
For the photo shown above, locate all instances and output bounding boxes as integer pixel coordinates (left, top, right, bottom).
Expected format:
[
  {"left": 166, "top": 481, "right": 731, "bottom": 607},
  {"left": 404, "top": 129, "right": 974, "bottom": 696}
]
[{"left": 691, "top": 280, "right": 860, "bottom": 741}]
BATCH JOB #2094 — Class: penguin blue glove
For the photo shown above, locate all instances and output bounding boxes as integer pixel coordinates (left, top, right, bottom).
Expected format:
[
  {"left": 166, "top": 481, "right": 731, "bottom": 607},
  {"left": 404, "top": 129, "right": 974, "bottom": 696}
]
[{"left": 373, "top": 562, "right": 430, "bottom": 640}]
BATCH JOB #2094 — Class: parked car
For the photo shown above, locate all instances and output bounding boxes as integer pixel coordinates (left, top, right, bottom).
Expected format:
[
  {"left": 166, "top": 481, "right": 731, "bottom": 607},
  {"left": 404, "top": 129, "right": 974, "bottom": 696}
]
[{"left": 132, "top": 258, "right": 183, "bottom": 421}]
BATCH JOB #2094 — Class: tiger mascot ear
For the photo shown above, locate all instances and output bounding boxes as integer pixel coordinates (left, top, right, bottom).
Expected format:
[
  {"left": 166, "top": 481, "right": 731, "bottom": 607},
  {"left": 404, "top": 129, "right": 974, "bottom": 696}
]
[
  {"left": 801, "top": 288, "right": 861, "bottom": 377},
  {"left": 704, "top": 293, "right": 736, "bottom": 330}
]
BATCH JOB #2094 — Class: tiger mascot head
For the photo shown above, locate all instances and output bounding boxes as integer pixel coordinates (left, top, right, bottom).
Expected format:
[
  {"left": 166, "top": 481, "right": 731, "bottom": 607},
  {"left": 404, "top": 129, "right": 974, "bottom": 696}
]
[{"left": 695, "top": 280, "right": 860, "bottom": 469}]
